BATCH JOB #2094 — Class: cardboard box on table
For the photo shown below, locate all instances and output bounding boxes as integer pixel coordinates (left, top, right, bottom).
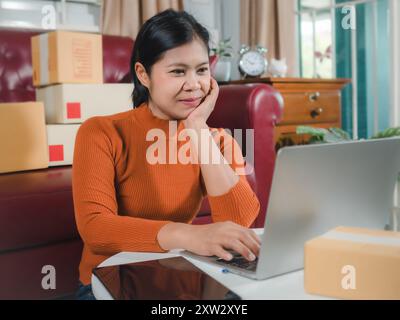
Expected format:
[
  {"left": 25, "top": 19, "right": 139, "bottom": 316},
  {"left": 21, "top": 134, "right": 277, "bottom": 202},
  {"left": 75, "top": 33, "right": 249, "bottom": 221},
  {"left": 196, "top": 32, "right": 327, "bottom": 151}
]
[
  {"left": 46, "top": 124, "right": 80, "bottom": 167},
  {"left": 0, "top": 102, "right": 48, "bottom": 173},
  {"left": 304, "top": 226, "right": 400, "bottom": 300},
  {"left": 36, "top": 83, "right": 134, "bottom": 124},
  {"left": 31, "top": 30, "right": 103, "bottom": 87}
]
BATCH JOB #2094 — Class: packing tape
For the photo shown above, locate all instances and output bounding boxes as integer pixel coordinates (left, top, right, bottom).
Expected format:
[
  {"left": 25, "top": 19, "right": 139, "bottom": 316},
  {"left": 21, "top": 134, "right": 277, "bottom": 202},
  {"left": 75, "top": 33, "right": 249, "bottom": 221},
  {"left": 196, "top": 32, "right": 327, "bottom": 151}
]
[
  {"left": 322, "top": 229, "right": 400, "bottom": 247},
  {"left": 39, "top": 33, "right": 49, "bottom": 85}
]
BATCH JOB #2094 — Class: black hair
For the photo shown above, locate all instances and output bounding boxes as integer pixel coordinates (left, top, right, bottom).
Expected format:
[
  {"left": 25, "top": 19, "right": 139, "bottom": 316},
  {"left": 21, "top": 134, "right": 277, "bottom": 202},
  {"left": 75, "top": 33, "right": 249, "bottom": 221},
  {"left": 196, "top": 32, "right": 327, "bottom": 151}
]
[{"left": 129, "top": 9, "right": 211, "bottom": 108}]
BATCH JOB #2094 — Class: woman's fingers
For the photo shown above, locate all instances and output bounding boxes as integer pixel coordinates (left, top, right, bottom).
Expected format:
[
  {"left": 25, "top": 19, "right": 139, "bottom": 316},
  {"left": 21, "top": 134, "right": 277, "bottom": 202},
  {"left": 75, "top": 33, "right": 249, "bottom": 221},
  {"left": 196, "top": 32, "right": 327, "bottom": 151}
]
[
  {"left": 238, "top": 231, "right": 260, "bottom": 258},
  {"left": 226, "top": 224, "right": 261, "bottom": 259},
  {"left": 190, "top": 223, "right": 262, "bottom": 263},
  {"left": 210, "top": 78, "right": 219, "bottom": 100},
  {"left": 249, "top": 229, "right": 262, "bottom": 246},
  {"left": 226, "top": 239, "right": 256, "bottom": 262},
  {"left": 213, "top": 246, "right": 234, "bottom": 261},
  {"left": 199, "top": 81, "right": 215, "bottom": 106}
]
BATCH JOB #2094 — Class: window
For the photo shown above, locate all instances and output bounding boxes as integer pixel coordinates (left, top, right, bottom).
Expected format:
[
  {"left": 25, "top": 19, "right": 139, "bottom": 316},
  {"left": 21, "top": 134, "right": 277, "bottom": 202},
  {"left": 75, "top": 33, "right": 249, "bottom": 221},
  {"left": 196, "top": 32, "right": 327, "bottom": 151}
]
[
  {"left": 0, "top": 0, "right": 102, "bottom": 32},
  {"left": 299, "top": 0, "right": 333, "bottom": 78},
  {"left": 298, "top": 0, "right": 394, "bottom": 139}
]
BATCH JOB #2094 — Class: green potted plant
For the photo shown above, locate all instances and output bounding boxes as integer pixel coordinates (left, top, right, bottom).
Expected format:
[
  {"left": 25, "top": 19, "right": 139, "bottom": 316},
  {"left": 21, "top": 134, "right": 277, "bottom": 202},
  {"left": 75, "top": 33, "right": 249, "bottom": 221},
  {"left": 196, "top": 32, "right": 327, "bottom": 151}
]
[
  {"left": 211, "top": 38, "right": 233, "bottom": 82},
  {"left": 295, "top": 126, "right": 400, "bottom": 143}
]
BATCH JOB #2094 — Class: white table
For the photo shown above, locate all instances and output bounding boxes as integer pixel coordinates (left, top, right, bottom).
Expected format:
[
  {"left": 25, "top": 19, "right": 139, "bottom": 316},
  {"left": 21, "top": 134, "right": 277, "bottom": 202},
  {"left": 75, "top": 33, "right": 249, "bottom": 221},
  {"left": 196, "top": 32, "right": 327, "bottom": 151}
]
[{"left": 91, "top": 229, "right": 330, "bottom": 300}]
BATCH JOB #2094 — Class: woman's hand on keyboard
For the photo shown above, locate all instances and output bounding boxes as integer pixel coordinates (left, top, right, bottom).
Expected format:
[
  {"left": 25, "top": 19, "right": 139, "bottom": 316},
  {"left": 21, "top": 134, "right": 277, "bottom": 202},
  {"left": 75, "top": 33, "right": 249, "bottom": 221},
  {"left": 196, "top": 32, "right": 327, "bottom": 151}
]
[{"left": 183, "top": 221, "right": 261, "bottom": 261}]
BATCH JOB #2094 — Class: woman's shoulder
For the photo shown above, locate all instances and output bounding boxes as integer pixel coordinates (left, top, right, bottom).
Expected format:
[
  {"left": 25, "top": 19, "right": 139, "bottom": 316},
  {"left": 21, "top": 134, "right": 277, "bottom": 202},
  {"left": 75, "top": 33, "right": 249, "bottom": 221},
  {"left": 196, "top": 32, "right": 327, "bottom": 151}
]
[
  {"left": 84, "top": 109, "right": 135, "bottom": 126},
  {"left": 78, "top": 110, "right": 136, "bottom": 136}
]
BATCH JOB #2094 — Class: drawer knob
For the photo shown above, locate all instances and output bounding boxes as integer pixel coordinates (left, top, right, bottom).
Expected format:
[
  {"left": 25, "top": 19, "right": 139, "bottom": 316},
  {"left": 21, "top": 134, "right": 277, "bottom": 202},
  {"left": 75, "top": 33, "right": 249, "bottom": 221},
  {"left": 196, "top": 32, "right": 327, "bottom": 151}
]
[
  {"left": 309, "top": 92, "right": 320, "bottom": 101},
  {"left": 310, "top": 107, "right": 323, "bottom": 118}
]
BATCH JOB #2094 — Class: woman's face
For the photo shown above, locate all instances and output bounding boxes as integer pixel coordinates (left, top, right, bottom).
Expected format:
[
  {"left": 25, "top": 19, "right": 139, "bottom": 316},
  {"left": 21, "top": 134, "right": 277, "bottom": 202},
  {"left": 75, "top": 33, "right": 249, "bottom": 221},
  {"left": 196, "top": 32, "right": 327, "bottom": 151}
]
[{"left": 136, "top": 38, "right": 211, "bottom": 120}]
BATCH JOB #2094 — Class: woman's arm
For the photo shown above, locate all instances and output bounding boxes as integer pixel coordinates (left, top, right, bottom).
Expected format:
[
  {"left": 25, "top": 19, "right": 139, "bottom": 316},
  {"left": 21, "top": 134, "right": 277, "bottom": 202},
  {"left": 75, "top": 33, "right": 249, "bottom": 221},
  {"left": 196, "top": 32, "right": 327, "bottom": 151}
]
[
  {"left": 182, "top": 78, "right": 260, "bottom": 227},
  {"left": 158, "top": 78, "right": 261, "bottom": 261},
  {"left": 183, "top": 119, "right": 239, "bottom": 197},
  {"left": 156, "top": 121, "right": 261, "bottom": 261},
  {"left": 73, "top": 118, "right": 171, "bottom": 256},
  {"left": 157, "top": 221, "right": 260, "bottom": 261}
]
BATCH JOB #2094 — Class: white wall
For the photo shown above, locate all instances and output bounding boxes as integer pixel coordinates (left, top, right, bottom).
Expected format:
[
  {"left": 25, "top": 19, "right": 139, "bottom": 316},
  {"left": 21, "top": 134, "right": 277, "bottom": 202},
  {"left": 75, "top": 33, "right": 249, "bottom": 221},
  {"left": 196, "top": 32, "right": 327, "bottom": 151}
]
[
  {"left": 390, "top": 0, "right": 400, "bottom": 213},
  {"left": 220, "top": 0, "right": 241, "bottom": 80},
  {"left": 184, "top": 0, "right": 242, "bottom": 80},
  {"left": 183, "top": 0, "right": 221, "bottom": 45},
  {"left": 390, "top": 0, "right": 400, "bottom": 127},
  {"left": 0, "top": 0, "right": 100, "bottom": 31}
]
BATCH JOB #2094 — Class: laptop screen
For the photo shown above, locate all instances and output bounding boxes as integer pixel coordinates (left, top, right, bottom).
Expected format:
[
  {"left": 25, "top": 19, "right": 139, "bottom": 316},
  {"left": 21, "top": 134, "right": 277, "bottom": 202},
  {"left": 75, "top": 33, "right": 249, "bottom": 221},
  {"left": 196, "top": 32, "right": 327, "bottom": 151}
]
[{"left": 92, "top": 256, "right": 241, "bottom": 300}]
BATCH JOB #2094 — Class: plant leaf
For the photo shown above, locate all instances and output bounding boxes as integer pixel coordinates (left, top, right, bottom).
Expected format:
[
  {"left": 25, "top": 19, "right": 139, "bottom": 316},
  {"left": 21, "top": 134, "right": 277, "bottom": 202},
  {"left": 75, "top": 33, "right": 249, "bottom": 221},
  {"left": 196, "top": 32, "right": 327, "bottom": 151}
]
[
  {"left": 328, "top": 127, "right": 351, "bottom": 141},
  {"left": 308, "top": 136, "right": 326, "bottom": 144},
  {"left": 371, "top": 127, "right": 400, "bottom": 139},
  {"left": 296, "top": 126, "right": 328, "bottom": 136},
  {"left": 324, "top": 132, "right": 347, "bottom": 143}
]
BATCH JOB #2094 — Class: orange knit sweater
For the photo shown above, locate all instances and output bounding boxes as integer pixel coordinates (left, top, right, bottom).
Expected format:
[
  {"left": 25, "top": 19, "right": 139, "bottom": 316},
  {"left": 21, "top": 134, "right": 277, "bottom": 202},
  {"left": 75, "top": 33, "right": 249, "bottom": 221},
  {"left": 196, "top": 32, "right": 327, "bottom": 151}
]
[{"left": 72, "top": 103, "right": 260, "bottom": 285}]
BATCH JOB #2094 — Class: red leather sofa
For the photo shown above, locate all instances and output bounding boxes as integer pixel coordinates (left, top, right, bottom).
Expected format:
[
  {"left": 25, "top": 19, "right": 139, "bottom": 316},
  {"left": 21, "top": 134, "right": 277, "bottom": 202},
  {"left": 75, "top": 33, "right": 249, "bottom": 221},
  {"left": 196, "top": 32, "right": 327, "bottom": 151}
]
[{"left": 0, "top": 28, "right": 283, "bottom": 299}]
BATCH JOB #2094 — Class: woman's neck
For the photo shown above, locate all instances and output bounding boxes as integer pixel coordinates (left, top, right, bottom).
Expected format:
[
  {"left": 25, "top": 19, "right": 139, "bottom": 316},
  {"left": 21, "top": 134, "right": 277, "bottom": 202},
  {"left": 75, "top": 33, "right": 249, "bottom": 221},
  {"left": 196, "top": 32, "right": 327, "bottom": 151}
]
[{"left": 148, "top": 99, "right": 172, "bottom": 121}]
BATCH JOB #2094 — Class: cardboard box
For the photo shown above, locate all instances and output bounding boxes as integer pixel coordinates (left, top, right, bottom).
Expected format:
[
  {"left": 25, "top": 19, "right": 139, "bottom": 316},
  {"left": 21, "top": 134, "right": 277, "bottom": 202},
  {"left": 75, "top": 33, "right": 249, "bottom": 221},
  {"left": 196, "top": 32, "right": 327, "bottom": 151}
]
[
  {"left": 304, "top": 226, "right": 400, "bottom": 300},
  {"left": 36, "top": 83, "right": 134, "bottom": 124},
  {"left": 46, "top": 124, "right": 80, "bottom": 166},
  {"left": 0, "top": 102, "right": 48, "bottom": 173},
  {"left": 31, "top": 30, "right": 103, "bottom": 87}
]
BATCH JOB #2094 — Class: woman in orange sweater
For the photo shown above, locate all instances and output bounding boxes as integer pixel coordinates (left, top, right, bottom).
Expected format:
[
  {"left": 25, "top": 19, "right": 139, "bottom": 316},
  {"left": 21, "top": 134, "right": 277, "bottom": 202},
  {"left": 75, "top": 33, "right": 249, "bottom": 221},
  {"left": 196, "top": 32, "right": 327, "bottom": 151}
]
[{"left": 73, "top": 9, "right": 261, "bottom": 300}]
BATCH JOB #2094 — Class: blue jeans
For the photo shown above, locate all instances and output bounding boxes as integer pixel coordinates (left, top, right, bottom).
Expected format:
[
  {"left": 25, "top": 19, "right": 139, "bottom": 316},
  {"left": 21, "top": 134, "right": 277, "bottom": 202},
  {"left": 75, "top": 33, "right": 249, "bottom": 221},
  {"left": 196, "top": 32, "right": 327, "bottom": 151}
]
[{"left": 75, "top": 281, "right": 96, "bottom": 300}]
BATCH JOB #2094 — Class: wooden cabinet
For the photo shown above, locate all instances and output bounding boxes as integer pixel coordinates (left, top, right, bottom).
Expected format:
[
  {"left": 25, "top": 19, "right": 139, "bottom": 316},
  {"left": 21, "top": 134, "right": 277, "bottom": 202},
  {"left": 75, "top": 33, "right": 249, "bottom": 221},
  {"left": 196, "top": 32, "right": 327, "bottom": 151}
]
[{"left": 223, "top": 77, "right": 350, "bottom": 150}]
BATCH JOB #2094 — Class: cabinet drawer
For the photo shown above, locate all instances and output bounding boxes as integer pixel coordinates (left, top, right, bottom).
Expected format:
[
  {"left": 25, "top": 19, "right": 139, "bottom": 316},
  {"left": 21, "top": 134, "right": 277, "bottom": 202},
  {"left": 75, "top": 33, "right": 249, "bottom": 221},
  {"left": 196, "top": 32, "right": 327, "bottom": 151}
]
[{"left": 280, "top": 92, "right": 341, "bottom": 125}]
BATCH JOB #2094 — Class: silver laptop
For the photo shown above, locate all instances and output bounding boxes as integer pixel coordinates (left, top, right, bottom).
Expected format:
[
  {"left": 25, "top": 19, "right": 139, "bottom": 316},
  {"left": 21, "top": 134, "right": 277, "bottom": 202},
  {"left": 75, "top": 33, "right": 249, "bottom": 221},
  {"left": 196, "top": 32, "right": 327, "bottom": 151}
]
[{"left": 183, "top": 137, "right": 400, "bottom": 280}]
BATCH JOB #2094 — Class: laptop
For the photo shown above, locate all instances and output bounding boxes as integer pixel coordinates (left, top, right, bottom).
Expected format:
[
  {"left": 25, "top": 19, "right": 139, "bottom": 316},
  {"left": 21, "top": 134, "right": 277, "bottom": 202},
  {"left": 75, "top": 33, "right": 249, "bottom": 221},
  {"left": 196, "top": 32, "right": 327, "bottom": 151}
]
[{"left": 182, "top": 137, "right": 400, "bottom": 280}]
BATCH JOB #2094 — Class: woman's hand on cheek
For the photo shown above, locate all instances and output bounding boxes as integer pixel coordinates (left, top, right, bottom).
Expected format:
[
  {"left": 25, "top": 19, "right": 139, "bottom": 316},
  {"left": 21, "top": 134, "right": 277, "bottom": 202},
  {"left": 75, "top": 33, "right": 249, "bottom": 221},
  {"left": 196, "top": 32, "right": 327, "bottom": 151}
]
[{"left": 183, "top": 77, "right": 219, "bottom": 127}]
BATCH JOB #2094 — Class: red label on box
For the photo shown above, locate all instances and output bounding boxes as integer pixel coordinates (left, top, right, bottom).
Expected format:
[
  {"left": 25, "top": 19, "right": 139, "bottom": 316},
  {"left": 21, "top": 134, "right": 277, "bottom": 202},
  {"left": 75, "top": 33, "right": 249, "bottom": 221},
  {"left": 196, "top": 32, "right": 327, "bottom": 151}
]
[
  {"left": 49, "top": 145, "right": 64, "bottom": 162},
  {"left": 66, "top": 102, "right": 81, "bottom": 119}
]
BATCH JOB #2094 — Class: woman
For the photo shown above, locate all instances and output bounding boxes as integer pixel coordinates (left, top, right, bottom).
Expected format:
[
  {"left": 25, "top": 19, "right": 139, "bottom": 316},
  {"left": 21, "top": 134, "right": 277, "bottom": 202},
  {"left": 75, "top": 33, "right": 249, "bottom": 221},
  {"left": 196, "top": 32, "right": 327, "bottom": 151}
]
[{"left": 73, "top": 9, "right": 261, "bottom": 300}]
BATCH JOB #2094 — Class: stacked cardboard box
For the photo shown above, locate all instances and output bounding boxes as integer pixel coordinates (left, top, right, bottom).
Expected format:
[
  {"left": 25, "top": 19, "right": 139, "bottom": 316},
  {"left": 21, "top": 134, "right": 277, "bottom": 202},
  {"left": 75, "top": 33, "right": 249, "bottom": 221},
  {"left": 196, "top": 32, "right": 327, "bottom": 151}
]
[
  {"left": 31, "top": 30, "right": 103, "bottom": 86},
  {"left": 31, "top": 30, "right": 134, "bottom": 167},
  {"left": 0, "top": 30, "right": 133, "bottom": 173},
  {"left": 0, "top": 102, "right": 48, "bottom": 174}
]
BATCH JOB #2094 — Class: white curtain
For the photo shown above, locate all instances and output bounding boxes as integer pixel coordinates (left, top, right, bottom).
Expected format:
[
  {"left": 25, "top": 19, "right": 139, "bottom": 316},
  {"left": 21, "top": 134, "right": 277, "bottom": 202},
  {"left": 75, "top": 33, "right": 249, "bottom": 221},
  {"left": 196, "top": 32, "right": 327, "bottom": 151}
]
[
  {"left": 240, "top": 0, "right": 299, "bottom": 76},
  {"left": 101, "top": 0, "right": 183, "bottom": 39}
]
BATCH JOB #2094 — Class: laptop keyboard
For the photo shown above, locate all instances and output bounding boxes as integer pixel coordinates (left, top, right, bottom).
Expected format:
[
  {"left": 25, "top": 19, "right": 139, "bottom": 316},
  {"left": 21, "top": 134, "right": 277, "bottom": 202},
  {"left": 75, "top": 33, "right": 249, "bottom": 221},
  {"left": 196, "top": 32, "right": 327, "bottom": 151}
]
[{"left": 215, "top": 251, "right": 258, "bottom": 272}]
